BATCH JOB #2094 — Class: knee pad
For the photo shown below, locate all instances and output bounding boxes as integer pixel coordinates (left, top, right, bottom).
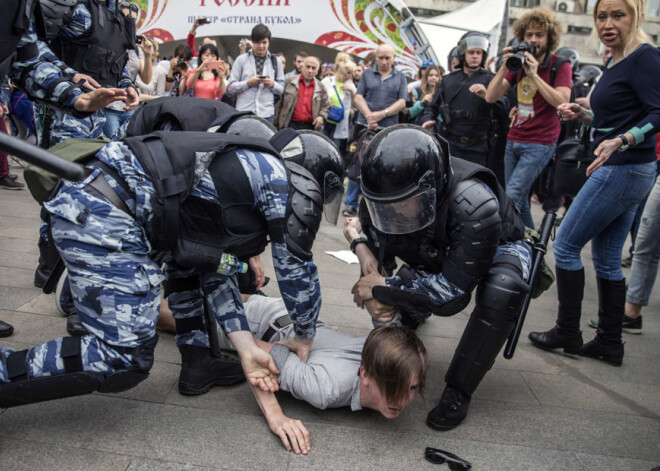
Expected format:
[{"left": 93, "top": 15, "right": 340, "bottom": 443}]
[
  {"left": 0, "top": 335, "right": 157, "bottom": 408},
  {"left": 475, "top": 264, "right": 529, "bottom": 323}
]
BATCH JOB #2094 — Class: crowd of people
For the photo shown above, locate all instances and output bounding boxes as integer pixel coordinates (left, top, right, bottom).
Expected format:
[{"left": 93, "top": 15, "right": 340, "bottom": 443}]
[{"left": 1, "top": 0, "right": 659, "bottom": 459}]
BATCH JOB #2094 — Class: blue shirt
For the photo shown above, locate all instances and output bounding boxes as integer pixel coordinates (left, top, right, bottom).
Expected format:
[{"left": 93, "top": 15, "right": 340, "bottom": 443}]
[
  {"left": 355, "top": 64, "right": 408, "bottom": 128},
  {"left": 590, "top": 44, "right": 660, "bottom": 165}
]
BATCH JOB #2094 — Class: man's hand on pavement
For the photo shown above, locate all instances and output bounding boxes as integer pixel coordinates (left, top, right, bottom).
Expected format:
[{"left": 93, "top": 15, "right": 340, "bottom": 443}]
[{"left": 268, "top": 414, "right": 311, "bottom": 455}]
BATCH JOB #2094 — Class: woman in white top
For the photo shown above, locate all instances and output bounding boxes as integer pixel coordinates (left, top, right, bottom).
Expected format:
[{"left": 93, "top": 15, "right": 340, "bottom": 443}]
[
  {"left": 321, "top": 60, "right": 356, "bottom": 157},
  {"left": 136, "top": 36, "right": 167, "bottom": 101}
]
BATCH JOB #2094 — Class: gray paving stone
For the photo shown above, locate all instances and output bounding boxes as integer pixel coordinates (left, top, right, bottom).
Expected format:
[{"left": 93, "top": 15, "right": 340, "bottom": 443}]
[
  {"left": 0, "top": 248, "right": 37, "bottom": 270},
  {"left": 0, "top": 437, "right": 132, "bottom": 471},
  {"left": 126, "top": 458, "right": 215, "bottom": 471},
  {"left": 575, "top": 452, "right": 660, "bottom": 471},
  {"left": 0, "top": 285, "right": 41, "bottom": 311},
  {"left": 14, "top": 292, "right": 61, "bottom": 317},
  {"left": 0, "top": 309, "right": 67, "bottom": 343}
]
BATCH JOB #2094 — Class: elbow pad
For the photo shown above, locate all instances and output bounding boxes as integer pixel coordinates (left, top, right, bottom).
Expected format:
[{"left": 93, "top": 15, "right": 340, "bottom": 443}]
[
  {"left": 443, "top": 179, "right": 502, "bottom": 291},
  {"left": 282, "top": 161, "right": 323, "bottom": 261}
]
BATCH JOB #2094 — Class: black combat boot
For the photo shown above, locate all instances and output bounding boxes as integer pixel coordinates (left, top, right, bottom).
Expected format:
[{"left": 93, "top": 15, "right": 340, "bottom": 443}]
[
  {"left": 529, "top": 267, "right": 584, "bottom": 354},
  {"left": 34, "top": 235, "right": 52, "bottom": 289},
  {"left": 178, "top": 345, "right": 245, "bottom": 395},
  {"left": 66, "top": 314, "right": 89, "bottom": 336},
  {"left": 579, "top": 278, "right": 625, "bottom": 366},
  {"left": 0, "top": 320, "right": 14, "bottom": 338},
  {"left": 427, "top": 385, "right": 471, "bottom": 431}
]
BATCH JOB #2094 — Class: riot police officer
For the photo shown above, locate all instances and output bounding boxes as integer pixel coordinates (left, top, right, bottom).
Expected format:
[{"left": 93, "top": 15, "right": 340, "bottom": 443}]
[
  {"left": 0, "top": 126, "right": 344, "bottom": 407},
  {"left": 421, "top": 32, "right": 507, "bottom": 167},
  {"left": 346, "top": 125, "right": 532, "bottom": 430}
]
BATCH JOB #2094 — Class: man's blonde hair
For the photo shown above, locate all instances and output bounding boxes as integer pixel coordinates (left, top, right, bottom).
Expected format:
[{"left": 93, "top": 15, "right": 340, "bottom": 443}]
[{"left": 361, "top": 326, "right": 429, "bottom": 405}]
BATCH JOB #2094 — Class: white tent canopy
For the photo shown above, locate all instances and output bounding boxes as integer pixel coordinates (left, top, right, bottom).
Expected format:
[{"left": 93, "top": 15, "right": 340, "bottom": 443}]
[{"left": 419, "top": 0, "right": 507, "bottom": 69}]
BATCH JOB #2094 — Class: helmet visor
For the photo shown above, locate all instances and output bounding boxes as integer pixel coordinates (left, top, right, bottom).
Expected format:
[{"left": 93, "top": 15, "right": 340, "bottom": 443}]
[
  {"left": 463, "top": 35, "right": 489, "bottom": 53},
  {"left": 323, "top": 172, "right": 344, "bottom": 225},
  {"left": 365, "top": 188, "right": 436, "bottom": 234}
]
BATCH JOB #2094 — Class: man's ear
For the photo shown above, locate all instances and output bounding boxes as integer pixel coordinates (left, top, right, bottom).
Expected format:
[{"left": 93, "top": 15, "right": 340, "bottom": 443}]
[{"left": 359, "top": 366, "right": 369, "bottom": 385}]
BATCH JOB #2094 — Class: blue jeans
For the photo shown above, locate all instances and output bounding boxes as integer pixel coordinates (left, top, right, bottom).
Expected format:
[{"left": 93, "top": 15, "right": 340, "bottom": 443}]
[
  {"left": 504, "top": 141, "right": 556, "bottom": 229},
  {"left": 102, "top": 108, "right": 134, "bottom": 140},
  {"left": 344, "top": 178, "right": 360, "bottom": 210},
  {"left": 627, "top": 176, "right": 660, "bottom": 305},
  {"left": 553, "top": 162, "right": 656, "bottom": 280}
]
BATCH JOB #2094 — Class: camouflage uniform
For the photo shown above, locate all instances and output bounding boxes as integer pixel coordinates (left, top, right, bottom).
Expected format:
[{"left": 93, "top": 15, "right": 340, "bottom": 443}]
[
  {"left": 0, "top": 141, "right": 321, "bottom": 383},
  {"left": 31, "top": 3, "right": 136, "bottom": 146}
]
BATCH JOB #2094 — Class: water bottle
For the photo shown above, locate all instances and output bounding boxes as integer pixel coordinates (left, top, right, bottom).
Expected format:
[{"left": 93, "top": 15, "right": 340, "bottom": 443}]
[{"left": 216, "top": 253, "right": 248, "bottom": 276}]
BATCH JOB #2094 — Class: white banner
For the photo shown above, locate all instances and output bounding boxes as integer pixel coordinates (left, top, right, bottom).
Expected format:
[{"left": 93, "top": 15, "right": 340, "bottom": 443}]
[{"left": 134, "top": 0, "right": 425, "bottom": 76}]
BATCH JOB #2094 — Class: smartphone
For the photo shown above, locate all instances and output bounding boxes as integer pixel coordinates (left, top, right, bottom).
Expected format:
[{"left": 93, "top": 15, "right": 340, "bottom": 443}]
[
  {"left": 207, "top": 60, "right": 224, "bottom": 70},
  {"left": 200, "top": 17, "right": 212, "bottom": 24},
  {"left": 258, "top": 75, "right": 267, "bottom": 79},
  {"left": 135, "top": 35, "right": 143, "bottom": 45},
  {"left": 240, "top": 39, "right": 247, "bottom": 46}
]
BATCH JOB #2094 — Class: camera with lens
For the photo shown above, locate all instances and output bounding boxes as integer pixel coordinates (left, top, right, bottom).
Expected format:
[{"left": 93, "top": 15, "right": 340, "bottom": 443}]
[
  {"left": 176, "top": 60, "right": 188, "bottom": 69},
  {"left": 506, "top": 41, "right": 536, "bottom": 73}
]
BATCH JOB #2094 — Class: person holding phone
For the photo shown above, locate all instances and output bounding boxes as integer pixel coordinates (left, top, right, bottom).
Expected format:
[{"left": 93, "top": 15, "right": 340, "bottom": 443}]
[
  {"left": 183, "top": 44, "right": 226, "bottom": 100},
  {"left": 226, "top": 24, "right": 285, "bottom": 122}
]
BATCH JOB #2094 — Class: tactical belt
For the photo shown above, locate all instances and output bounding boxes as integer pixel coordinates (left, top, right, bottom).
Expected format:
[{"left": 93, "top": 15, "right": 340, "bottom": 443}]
[
  {"left": 262, "top": 314, "right": 293, "bottom": 343},
  {"left": 446, "top": 132, "right": 489, "bottom": 144}
]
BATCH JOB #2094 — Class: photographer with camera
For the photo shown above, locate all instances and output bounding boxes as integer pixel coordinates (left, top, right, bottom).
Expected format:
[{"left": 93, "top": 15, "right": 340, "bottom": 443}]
[
  {"left": 485, "top": 7, "right": 572, "bottom": 230},
  {"left": 165, "top": 45, "right": 193, "bottom": 97}
]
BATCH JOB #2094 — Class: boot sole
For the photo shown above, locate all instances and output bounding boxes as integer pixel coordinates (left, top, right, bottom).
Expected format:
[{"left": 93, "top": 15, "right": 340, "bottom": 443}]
[
  {"left": 0, "top": 329, "right": 14, "bottom": 338},
  {"left": 578, "top": 352, "right": 623, "bottom": 367},
  {"left": 529, "top": 339, "right": 581, "bottom": 354},
  {"left": 426, "top": 417, "right": 461, "bottom": 431},
  {"left": 178, "top": 375, "right": 246, "bottom": 396}
]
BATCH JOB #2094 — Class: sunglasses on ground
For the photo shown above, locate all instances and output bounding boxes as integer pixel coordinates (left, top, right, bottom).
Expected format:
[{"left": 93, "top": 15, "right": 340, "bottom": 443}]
[{"left": 424, "top": 447, "right": 472, "bottom": 470}]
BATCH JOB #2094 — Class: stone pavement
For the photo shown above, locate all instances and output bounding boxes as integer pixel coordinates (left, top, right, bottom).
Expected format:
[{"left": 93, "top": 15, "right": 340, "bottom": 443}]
[{"left": 1, "top": 165, "right": 659, "bottom": 471}]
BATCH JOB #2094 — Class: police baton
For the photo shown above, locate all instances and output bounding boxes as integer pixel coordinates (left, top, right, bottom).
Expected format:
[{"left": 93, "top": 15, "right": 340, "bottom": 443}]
[
  {"left": 0, "top": 132, "right": 87, "bottom": 181},
  {"left": 503, "top": 211, "right": 556, "bottom": 359}
]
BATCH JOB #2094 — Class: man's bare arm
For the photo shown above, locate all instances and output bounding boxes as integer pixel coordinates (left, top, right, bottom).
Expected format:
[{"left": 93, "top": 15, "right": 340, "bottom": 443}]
[{"left": 248, "top": 383, "right": 311, "bottom": 454}]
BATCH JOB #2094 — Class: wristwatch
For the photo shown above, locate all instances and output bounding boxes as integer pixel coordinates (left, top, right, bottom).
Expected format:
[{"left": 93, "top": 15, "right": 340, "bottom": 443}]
[
  {"left": 617, "top": 134, "right": 630, "bottom": 152},
  {"left": 350, "top": 237, "right": 368, "bottom": 254}
]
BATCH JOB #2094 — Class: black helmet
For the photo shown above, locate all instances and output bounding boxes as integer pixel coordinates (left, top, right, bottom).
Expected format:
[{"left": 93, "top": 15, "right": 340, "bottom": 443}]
[
  {"left": 577, "top": 64, "right": 602, "bottom": 87},
  {"left": 555, "top": 47, "right": 580, "bottom": 73},
  {"left": 360, "top": 125, "right": 449, "bottom": 235},
  {"left": 219, "top": 114, "right": 277, "bottom": 139},
  {"left": 447, "top": 47, "right": 460, "bottom": 71},
  {"left": 272, "top": 129, "right": 345, "bottom": 225},
  {"left": 457, "top": 31, "right": 490, "bottom": 68}
]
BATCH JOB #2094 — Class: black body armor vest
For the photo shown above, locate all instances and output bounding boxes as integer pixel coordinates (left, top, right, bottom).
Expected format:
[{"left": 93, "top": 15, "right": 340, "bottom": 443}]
[
  {"left": 362, "top": 158, "right": 525, "bottom": 274},
  {"left": 124, "top": 131, "right": 281, "bottom": 272},
  {"left": 442, "top": 70, "right": 494, "bottom": 137},
  {"left": 0, "top": 0, "right": 37, "bottom": 80},
  {"left": 124, "top": 97, "right": 250, "bottom": 137},
  {"left": 49, "top": 0, "right": 135, "bottom": 87}
]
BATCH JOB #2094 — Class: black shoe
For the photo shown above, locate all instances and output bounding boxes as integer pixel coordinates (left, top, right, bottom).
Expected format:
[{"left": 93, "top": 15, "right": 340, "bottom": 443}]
[
  {"left": 8, "top": 173, "right": 18, "bottom": 180},
  {"left": 426, "top": 386, "right": 471, "bottom": 431},
  {"left": 578, "top": 338, "right": 623, "bottom": 366},
  {"left": 621, "top": 256, "right": 632, "bottom": 268},
  {"left": 0, "top": 320, "right": 14, "bottom": 338},
  {"left": 66, "top": 314, "right": 89, "bottom": 336},
  {"left": 178, "top": 345, "right": 245, "bottom": 395},
  {"left": 528, "top": 326, "right": 583, "bottom": 354},
  {"left": 342, "top": 207, "right": 357, "bottom": 217},
  {"left": 0, "top": 175, "right": 24, "bottom": 190}
]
